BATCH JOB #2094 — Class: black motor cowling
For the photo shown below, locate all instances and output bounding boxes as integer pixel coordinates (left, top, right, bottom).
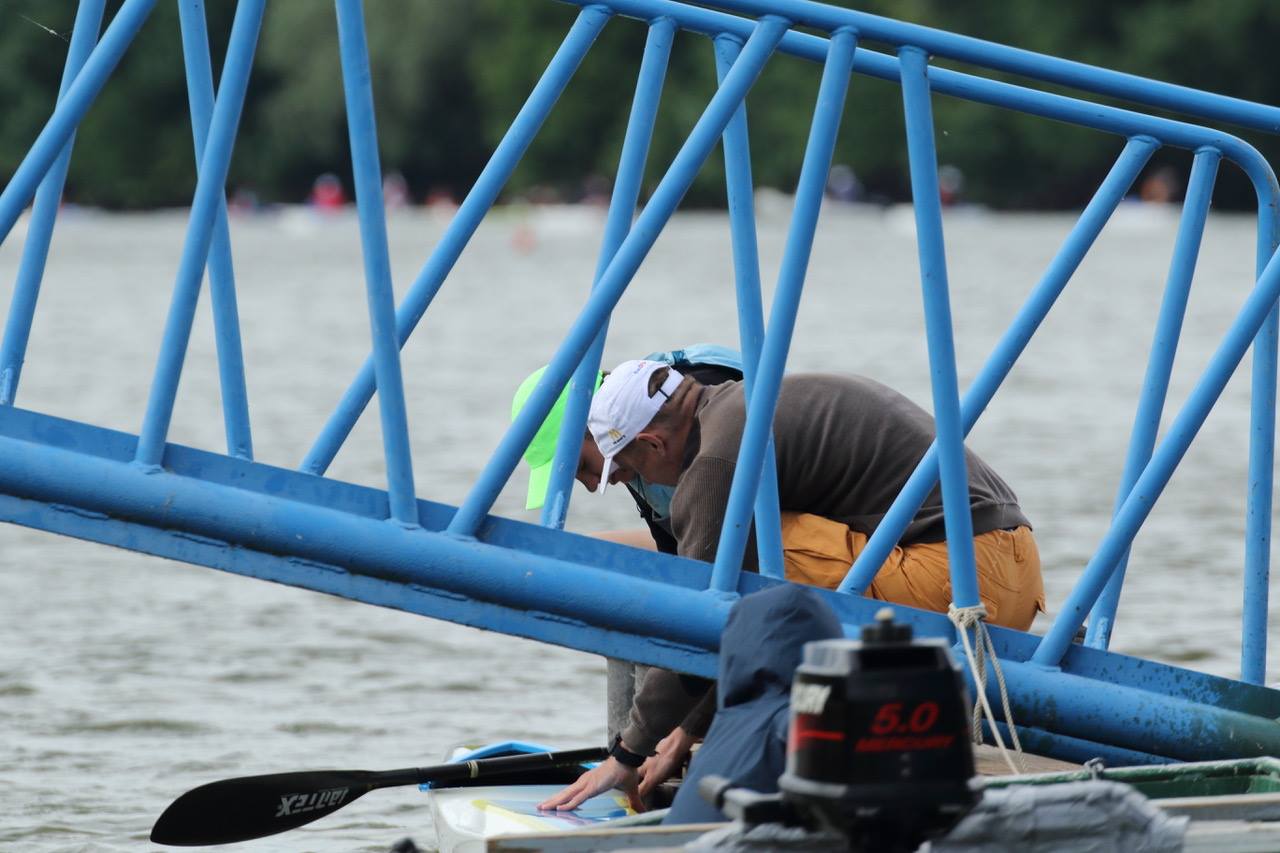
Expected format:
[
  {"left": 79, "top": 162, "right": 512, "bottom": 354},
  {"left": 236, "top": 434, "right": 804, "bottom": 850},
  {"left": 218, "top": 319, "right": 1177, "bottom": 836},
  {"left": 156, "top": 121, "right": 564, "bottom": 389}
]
[{"left": 778, "top": 608, "right": 977, "bottom": 851}]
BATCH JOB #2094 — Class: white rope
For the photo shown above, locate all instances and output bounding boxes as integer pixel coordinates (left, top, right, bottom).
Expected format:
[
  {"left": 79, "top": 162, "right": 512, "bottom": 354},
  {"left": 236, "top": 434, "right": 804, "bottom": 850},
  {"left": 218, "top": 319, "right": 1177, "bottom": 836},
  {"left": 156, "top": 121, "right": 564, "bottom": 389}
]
[{"left": 948, "top": 603, "right": 1025, "bottom": 776}]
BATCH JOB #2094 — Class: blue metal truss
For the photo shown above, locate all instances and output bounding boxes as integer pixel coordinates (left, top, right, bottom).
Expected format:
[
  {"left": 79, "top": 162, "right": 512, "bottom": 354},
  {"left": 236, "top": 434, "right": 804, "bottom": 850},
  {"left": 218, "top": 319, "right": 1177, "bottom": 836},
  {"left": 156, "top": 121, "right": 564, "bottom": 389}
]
[
  {"left": 3, "top": 403, "right": 1280, "bottom": 767},
  {"left": 3, "top": 0, "right": 1280, "bottom": 766}
]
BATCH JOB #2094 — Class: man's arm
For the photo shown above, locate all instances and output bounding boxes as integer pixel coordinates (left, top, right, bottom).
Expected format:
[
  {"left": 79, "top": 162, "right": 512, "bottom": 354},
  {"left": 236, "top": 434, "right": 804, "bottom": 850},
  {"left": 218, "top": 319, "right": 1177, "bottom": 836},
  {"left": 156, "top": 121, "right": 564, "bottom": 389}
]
[
  {"left": 678, "top": 680, "right": 717, "bottom": 738},
  {"left": 541, "top": 458, "right": 756, "bottom": 812},
  {"left": 621, "top": 668, "right": 711, "bottom": 755}
]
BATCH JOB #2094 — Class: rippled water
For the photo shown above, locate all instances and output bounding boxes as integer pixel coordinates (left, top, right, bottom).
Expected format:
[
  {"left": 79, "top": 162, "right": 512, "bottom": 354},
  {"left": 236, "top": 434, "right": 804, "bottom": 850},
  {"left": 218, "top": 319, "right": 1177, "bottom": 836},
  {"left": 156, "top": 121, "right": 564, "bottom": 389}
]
[{"left": 0, "top": 201, "right": 1274, "bottom": 851}]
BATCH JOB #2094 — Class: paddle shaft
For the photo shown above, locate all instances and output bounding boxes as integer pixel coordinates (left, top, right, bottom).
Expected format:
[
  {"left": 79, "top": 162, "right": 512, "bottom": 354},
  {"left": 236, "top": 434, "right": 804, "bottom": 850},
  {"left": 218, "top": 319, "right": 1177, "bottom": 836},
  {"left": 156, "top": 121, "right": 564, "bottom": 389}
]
[{"left": 397, "top": 745, "right": 608, "bottom": 788}]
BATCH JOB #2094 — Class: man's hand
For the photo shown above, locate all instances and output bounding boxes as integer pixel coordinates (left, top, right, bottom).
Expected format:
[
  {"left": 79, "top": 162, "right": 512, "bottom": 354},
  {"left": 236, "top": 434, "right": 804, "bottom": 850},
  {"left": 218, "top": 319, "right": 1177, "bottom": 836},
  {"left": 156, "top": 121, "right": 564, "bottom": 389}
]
[
  {"left": 638, "top": 726, "right": 696, "bottom": 799},
  {"left": 537, "top": 755, "right": 643, "bottom": 812}
]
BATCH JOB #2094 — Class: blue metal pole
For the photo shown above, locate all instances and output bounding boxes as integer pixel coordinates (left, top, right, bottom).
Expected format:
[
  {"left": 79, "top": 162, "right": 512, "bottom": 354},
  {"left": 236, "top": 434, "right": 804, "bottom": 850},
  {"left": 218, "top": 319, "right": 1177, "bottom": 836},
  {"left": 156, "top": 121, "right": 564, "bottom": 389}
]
[
  {"left": 1034, "top": 240, "right": 1280, "bottom": 667},
  {"left": 713, "top": 34, "right": 785, "bottom": 579},
  {"left": 176, "top": 0, "right": 254, "bottom": 461},
  {"left": 1242, "top": 207, "right": 1280, "bottom": 683},
  {"left": 0, "top": 0, "right": 157, "bottom": 247},
  {"left": 707, "top": 27, "right": 855, "bottom": 592},
  {"left": 984, "top": 722, "right": 1174, "bottom": 768},
  {"left": 540, "top": 16, "right": 676, "bottom": 530},
  {"left": 982, "top": 656, "right": 1280, "bottom": 763},
  {"left": 1085, "top": 148, "right": 1220, "bottom": 649},
  {"left": 897, "top": 46, "right": 978, "bottom": 609},
  {"left": 300, "top": 7, "right": 612, "bottom": 476},
  {"left": 1243, "top": 320, "right": 1277, "bottom": 683},
  {"left": 135, "top": 0, "right": 265, "bottom": 468},
  {"left": 334, "top": 0, "right": 418, "bottom": 525},
  {"left": 0, "top": 0, "right": 106, "bottom": 406},
  {"left": 840, "top": 139, "right": 1158, "bottom": 594},
  {"left": 448, "top": 16, "right": 790, "bottom": 539},
  {"left": 668, "top": 0, "right": 1280, "bottom": 136}
]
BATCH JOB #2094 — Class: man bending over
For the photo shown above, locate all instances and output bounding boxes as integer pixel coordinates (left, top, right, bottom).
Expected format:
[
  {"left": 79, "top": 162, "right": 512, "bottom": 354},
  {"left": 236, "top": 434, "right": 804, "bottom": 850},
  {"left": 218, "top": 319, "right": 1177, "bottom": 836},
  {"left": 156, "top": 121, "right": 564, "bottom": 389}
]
[{"left": 540, "top": 359, "right": 1044, "bottom": 811}]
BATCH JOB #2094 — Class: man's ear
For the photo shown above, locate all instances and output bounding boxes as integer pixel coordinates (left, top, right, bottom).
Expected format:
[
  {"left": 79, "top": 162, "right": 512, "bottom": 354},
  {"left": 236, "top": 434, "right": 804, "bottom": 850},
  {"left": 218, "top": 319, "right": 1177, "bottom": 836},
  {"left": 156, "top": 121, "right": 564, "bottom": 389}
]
[{"left": 634, "top": 431, "right": 665, "bottom": 456}]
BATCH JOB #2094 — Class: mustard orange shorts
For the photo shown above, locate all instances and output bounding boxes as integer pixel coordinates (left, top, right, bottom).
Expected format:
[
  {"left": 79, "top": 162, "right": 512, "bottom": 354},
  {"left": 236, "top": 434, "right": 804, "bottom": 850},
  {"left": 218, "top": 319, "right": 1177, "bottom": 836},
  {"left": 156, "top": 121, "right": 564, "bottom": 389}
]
[{"left": 779, "top": 512, "right": 1046, "bottom": 631}]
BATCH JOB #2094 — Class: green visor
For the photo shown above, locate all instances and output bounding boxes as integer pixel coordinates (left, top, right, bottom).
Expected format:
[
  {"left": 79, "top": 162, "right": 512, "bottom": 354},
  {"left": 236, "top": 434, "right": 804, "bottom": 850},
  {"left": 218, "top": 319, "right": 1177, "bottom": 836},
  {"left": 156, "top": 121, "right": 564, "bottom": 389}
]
[{"left": 511, "top": 366, "right": 605, "bottom": 510}]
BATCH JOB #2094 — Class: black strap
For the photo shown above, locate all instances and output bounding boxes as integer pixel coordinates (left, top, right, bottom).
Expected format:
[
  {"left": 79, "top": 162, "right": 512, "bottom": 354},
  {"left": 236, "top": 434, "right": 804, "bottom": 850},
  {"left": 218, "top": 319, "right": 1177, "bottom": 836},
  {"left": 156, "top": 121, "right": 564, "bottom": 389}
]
[{"left": 608, "top": 733, "right": 647, "bottom": 768}]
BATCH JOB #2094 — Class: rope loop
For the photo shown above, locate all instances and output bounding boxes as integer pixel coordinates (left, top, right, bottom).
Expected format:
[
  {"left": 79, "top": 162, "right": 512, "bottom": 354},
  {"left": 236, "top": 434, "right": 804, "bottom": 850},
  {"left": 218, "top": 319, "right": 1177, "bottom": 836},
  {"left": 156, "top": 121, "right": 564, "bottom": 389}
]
[{"left": 948, "top": 601, "right": 1025, "bottom": 775}]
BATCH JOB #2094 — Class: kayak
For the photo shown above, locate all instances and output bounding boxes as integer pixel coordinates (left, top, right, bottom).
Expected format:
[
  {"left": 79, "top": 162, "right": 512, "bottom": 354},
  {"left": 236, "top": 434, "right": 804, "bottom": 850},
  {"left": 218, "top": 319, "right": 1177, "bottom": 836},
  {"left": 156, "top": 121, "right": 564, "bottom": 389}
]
[{"left": 423, "top": 741, "right": 639, "bottom": 853}]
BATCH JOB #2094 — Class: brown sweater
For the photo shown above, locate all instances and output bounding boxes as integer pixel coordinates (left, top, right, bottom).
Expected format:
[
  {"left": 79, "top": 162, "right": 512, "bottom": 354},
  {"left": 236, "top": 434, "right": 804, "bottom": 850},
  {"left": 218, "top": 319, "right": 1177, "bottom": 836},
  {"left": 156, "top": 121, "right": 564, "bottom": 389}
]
[
  {"left": 620, "top": 374, "right": 1030, "bottom": 755},
  {"left": 673, "top": 374, "right": 1028, "bottom": 565}
]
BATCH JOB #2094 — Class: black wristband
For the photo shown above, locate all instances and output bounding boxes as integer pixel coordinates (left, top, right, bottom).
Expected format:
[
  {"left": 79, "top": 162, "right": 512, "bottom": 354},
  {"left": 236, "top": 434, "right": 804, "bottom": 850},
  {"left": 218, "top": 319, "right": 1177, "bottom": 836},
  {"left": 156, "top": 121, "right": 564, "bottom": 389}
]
[{"left": 608, "top": 733, "right": 646, "bottom": 768}]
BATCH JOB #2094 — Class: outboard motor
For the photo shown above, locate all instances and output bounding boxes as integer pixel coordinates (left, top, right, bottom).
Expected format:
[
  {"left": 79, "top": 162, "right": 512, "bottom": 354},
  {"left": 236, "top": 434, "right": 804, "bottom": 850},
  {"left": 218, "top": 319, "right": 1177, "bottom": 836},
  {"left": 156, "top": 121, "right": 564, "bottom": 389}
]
[{"left": 778, "top": 607, "right": 977, "bottom": 851}]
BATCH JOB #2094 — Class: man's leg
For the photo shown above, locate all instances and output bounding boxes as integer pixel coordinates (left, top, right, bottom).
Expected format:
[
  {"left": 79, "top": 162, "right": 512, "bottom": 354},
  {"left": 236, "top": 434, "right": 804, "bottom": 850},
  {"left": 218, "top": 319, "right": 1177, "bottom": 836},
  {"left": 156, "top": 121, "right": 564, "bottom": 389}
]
[
  {"left": 969, "top": 526, "right": 1045, "bottom": 630},
  {"left": 869, "top": 528, "right": 1044, "bottom": 629},
  {"left": 778, "top": 512, "right": 1044, "bottom": 630}
]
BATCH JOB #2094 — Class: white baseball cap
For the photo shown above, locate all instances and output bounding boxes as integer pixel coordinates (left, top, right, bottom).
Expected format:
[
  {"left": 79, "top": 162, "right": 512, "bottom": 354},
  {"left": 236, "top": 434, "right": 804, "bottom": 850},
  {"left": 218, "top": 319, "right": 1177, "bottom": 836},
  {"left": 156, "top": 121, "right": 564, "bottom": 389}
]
[{"left": 588, "top": 359, "right": 684, "bottom": 494}]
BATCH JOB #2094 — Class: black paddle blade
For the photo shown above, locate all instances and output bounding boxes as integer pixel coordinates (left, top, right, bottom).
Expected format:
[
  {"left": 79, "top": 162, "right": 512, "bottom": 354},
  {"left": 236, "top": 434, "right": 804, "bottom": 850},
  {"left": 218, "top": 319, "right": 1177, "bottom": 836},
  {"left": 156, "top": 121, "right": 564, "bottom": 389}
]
[{"left": 150, "top": 769, "right": 377, "bottom": 846}]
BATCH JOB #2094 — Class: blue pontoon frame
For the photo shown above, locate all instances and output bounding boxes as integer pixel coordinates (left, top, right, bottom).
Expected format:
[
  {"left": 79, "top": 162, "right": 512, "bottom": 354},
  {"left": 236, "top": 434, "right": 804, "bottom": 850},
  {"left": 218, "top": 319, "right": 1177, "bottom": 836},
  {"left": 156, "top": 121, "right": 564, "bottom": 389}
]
[{"left": 3, "top": 0, "right": 1280, "bottom": 764}]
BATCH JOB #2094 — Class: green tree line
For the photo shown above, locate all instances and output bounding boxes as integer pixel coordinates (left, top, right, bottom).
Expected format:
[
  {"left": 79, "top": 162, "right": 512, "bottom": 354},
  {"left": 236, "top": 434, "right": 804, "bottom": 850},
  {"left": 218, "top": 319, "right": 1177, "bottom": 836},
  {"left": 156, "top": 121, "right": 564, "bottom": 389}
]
[{"left": 2, "top": 0, "right": 1278, "bottom": 210}]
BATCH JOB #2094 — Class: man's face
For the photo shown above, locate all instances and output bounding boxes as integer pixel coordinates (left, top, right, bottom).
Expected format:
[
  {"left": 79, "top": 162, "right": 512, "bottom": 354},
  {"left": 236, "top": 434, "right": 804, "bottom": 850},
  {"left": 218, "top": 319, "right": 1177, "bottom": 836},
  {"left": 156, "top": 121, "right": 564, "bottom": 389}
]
[{"left": 576, "top": 436, "right": 635, "bottom": 493}]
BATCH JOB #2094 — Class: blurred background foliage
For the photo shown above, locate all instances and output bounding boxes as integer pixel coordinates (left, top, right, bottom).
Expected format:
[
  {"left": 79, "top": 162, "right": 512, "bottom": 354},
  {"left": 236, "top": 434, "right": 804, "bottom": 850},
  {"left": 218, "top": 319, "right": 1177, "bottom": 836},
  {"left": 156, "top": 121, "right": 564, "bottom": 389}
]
[{"left": 2, "top": 0, "right": 1279, "bottom": 210}]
